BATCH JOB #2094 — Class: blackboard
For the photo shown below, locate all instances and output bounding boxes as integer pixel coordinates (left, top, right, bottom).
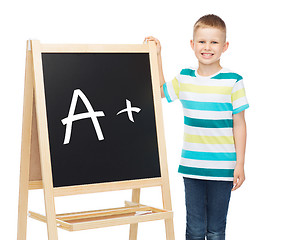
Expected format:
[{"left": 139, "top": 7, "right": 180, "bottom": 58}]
[{"left": 41, "top": 53, "right": 161, "bottom": 188}]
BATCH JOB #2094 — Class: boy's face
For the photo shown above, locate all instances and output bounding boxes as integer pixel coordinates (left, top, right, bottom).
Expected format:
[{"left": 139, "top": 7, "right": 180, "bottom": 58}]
[{"left": 190, "top": 27, "right": 229, "bottom": 67}]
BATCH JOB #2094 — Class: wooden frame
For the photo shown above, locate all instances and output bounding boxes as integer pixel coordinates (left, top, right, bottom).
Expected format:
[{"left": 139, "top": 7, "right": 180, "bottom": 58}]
[
  {"left": 28, "top": 201, "right": 173, "bottom": 231},
  {"left": 17, "top": 40, "right": 175, "bottom": 240}
]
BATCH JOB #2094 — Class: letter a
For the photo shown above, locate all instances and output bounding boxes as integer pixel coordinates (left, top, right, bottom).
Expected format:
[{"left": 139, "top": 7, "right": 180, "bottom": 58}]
[{"left": 61, "top": 89, "right": 105, "bottom": 144}]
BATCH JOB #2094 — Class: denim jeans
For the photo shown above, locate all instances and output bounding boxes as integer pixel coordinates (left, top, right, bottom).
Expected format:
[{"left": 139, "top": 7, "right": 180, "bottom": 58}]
[{"left": 184, "top": 177, "right": 233, "bottom": 240}]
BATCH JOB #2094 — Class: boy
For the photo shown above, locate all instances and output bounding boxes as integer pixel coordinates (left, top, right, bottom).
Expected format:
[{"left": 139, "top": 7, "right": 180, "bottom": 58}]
[{"left": 144, "top": 14, "right": 248, "bottom": 240}]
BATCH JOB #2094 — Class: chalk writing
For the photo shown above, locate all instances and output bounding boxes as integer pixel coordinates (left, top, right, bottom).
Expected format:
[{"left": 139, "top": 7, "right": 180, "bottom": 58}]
[
  {"left": 117, "top": 99, "right": 141, "bottom": 122},
  {"left": 61, "top": 89, "right": 105, "bottom": 144}
]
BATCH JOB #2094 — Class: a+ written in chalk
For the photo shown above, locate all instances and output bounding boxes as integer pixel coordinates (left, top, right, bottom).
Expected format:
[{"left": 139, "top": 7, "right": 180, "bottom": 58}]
[{"left": 116, "top": 99, "right": 141, "bottom": 122}]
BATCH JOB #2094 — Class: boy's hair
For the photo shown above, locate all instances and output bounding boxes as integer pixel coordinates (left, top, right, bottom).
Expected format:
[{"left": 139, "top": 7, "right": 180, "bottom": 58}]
[{"left": 193, "top": 14, "right": 226, "bottom": 40}]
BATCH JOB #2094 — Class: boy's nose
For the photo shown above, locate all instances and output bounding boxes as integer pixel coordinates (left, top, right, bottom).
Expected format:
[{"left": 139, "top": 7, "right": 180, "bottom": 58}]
[{"left": 204, "top": 43, "right": 211, "bottom": 50}]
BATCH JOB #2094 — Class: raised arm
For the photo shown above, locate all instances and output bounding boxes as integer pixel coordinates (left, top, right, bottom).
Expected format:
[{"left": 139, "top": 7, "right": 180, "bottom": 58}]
[{"left": 144, "top": 36, "right": 165, "bottom": 98}]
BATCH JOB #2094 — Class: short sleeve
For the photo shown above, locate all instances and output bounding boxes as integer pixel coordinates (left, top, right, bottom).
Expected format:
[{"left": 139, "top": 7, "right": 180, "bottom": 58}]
[
  {"left": 231, "top": 77, "right": 249, "bottom": 114},
  {"left": 163, "top": 75, "right": 180, "bottom": 103}
]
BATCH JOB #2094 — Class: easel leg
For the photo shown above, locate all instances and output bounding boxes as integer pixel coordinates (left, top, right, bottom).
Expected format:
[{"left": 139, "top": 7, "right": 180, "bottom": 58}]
[
  {"left": 31, "top": 40, "right": 59, "bottom": 240},
  {"left": 17, "top": 43, "right": 34, "bottom": 240},
  {"left": 17, "top": 166, "right": 30, "bottom": 240},
  {"left": 43, "top": 190, "right": 58, "bottom": 240},
  {"left": 162, "top": 184, "right": 175, "bottom": 240},
  {"left": 129, "top": 188, "right": 141, "bottom": 240},
  {"left": 164, "top": 218, "right": 175, "bottom": 240}
]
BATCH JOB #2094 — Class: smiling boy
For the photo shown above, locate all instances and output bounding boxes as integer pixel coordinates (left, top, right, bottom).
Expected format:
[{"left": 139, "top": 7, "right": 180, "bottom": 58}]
[{"left": 145, "top": 14, "right": 249, "bottom": 240}]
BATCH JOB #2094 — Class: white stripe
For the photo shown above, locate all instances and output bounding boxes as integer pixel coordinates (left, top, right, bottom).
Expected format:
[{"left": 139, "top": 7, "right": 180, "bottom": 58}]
[
  {"left": 221, "top": 68, "right": 233, "bottom": 73},
  {"left": 184, "top": 125, "right": 233, "bottom": 136},
  {"left": 232, "top": 79, "right": 245, "bottom": 93},
  {"left": 233, "top": 96, "right": 248, "bottom": 110},
  {"left": 179, "top": 92, "right": 232, "bottom": 103},
  {"left": 180, "top": 174, "right": 234, "bottom": 181},
  {"left": 183, "top": 108, "right": 232, "bottom": 120},
  {"left": 180, "top": 158, "right": 236, "bottom": 169},
  {"left": 178, "top": 75, "right": 235, "bottom": 87},
  {"left": 182, "top": 142, "right": 235, "bottom": 152},
  {"left": 177, "top": 75, "right": 194, "bottom": 83}
]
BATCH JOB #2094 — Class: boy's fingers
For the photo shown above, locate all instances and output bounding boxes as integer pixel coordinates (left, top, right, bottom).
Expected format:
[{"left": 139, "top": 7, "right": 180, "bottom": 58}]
[
  {"left": 144, "top": 36, "right": 160, "bottom": 44},
  {"left": 144, "top": 36, "right": 153, "bottom": 41},
  {"left": 232, "top": 180, "right": 237, "bottom": 191},
  {"left": 232, "top": 177, "right": 244, "bottom": 191},
  {"left": 238, "top": 178, "right": 244, "bottom": 188},
  {"left": 232, "top": 174, "right": 239, "bottom": 191},
  {"left": 232, "top": 182, "right": 239, "bottom": 191}
]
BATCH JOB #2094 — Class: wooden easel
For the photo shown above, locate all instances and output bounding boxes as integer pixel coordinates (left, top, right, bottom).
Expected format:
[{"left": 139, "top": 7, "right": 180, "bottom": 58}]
[{"left": 17, "top": 40, "right": 175, "bottom": 240}]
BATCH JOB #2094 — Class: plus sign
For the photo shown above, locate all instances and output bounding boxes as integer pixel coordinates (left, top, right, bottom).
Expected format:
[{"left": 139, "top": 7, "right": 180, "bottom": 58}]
[{"left": 116, "top": 99, "right": 141, "bottom": 122}]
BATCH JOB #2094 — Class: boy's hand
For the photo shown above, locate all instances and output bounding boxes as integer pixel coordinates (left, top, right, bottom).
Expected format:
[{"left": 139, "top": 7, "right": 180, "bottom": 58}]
[
  {"left": 232, "top": 164, "right": 245, "bottom": 191},
  {"left": 144, "top": 36, "right": 161, "bottom": 55}
]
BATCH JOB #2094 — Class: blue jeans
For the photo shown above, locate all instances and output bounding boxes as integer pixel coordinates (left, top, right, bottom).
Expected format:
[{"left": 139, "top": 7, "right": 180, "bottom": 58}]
[{"left": 184, "top": 177, "right": 233, "bottom": 240}]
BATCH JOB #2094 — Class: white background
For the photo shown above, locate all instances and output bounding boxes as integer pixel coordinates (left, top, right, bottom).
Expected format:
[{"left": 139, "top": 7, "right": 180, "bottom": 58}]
[{"left": 1, "top": 0, "right": 282, "bottom": 239}]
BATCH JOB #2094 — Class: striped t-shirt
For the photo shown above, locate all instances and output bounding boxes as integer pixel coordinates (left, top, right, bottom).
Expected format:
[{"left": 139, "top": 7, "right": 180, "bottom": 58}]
[{"left": 163, "top": 67, "right": 249, "bottom": 181}]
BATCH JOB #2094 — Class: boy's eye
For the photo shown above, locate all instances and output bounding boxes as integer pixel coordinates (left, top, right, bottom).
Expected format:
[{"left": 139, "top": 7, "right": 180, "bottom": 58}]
[
  {"left": 211, "top": 41, "right": 218, "bottom": 44},
  {"left": 199, "top": 41, "right": 205, "bottom": 44}
]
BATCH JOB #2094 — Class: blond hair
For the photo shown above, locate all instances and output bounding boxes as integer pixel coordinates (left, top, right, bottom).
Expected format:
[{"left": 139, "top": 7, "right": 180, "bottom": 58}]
[{"left": 193, "top": 14, "right": 226, "bottom": 40}]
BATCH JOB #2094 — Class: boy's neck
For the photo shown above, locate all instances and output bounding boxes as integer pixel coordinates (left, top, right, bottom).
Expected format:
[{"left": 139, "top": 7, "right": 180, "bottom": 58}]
[{"left": 197, "top": 62, "right": 222, "bottom": 77}]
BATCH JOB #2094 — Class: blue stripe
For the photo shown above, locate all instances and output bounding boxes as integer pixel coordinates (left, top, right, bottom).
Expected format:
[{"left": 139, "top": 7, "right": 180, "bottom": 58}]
[
  {"left": 180, "top": 68, "right": 196, "bottom": 77},
  {"left": 212, "top": 72, "right": 243, "bottom": 82},
  {"left": 180, "top": 100, "right": 233, "bottom": 112},
  {"left": 233, "top": 104, "right": 249, "bottom": 114},
  {"left": 184, "top": 116, "right": 233, "bottom": 128},
  {"left": 163, "top": 83, "right": 172, "bottom": 103},
  {"left": 182, "top": 150, "right": 236, "bottom": 161},
  {"left": 178, "top": 165, "right": 234, "bottom": 178}
]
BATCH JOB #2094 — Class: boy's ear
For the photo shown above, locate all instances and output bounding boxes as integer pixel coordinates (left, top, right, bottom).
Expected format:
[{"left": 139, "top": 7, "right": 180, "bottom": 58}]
[
  {"left": 223, "top": 41, "right": 229, "bottom": 53},
  {"left": 190, "top": 40, "right": 194, "bottom": 50}
]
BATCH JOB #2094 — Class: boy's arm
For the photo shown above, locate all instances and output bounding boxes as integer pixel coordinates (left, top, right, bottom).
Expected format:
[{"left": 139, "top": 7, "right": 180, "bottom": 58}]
[
  {"left": 232, "top": 110, "right": 247, "bottom": 191},
  {"left": 144, "top": 36, "right": 165, "bottom": 98},
  {"left": 157, "top": 53, "right": 165, "bottom": 98}
]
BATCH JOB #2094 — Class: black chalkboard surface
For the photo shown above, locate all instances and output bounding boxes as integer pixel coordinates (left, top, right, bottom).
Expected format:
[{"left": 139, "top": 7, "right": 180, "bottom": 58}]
[{"left": 42, "top": 53, "right": 161, "bottom": 188}]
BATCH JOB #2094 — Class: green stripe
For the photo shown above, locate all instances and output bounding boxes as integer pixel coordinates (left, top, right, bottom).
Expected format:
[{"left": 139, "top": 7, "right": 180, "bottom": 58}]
[
  {"left": 178, "top": 165, "right": 234, "bottom": 178},
  {"left": 184, "top": 133, "right": 234, "bottom": 144},
  {"left": 180, "top": 83, "right": 232, "bottom": 95},
  {"left": 231, "top": 88, "right": 246, "bottom": 102},
  {"left": 180, "top": 100, "right": 233, "bottom": 112},
  {"left": 212, "top": 72, "right": 243, "bottom": 82},
  {"left": 233, "top": 104, "right": 249, "bottom": 114},
  {"left": 172, "top": 77, "right": 180, "bottom": 98},
  {"left": 163, "top": 83, "right": 172, "bottom": 102},
  {"left": 181, "top": 150, "right": 236, "bottom": 161},
  {"left": 184, "top": 116, "right": 233, "bottom": 128},
  {"left": 180, "top": 68, "right": 196, "bottom": 77}
]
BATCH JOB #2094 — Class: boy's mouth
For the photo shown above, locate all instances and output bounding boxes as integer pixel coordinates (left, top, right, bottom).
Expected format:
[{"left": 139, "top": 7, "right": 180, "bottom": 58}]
[
  {"left": 201, "top": 53, "right": 214, "bottom": 58},
  {"left": 201, "top": 53, "right": 214, "bottom": 56}
]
